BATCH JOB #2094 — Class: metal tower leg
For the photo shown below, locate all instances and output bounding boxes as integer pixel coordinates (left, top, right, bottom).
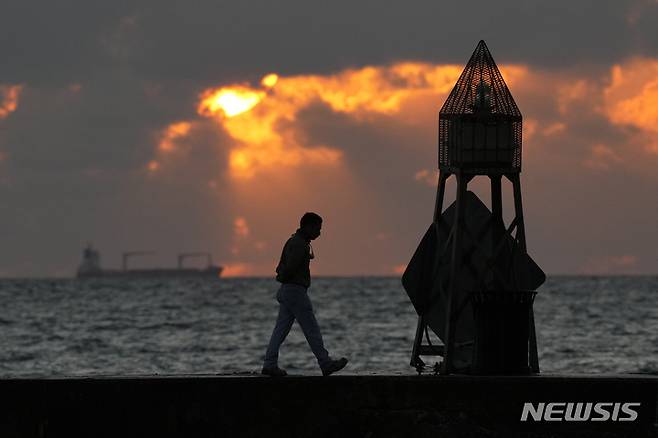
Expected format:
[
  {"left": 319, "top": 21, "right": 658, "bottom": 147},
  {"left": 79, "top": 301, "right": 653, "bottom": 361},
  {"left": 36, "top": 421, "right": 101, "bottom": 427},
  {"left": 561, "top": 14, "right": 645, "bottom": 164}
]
[
  {"left": 410, "top": 315, "right": 426, "bottom": 368},
  {"left": 410, "top": 171, "right": 448, "bottom": 369},
  {"left": 490, "top": 174, "right": 504, "bottom": 288},
  {"left": 441, "top": 173, "right": 467, "bottom": 374},
  {"left": 511, "top": 173, "right": 540, "bottom": 373}
]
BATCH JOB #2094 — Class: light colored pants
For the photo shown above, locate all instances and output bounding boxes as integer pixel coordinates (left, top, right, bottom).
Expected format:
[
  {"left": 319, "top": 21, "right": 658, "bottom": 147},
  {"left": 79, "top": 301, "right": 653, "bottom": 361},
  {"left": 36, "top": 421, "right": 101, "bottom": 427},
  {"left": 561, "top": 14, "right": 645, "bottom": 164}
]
[{"left": 263, "top": 283, "right": 331, "bottom": 369}]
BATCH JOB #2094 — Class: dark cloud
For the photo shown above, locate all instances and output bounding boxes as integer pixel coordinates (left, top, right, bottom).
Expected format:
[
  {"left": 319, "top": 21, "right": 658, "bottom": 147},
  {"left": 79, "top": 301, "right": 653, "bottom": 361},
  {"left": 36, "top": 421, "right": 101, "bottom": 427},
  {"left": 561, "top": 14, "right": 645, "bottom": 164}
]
[
  {"left": 0, "top": 1, "right": 134, "bottom": 85},
  {"left": 116, "top": 0, "right": 654, "bottom": 81},
  {"left": 3, "top": 0, "right": 657, "bottom": 88}
]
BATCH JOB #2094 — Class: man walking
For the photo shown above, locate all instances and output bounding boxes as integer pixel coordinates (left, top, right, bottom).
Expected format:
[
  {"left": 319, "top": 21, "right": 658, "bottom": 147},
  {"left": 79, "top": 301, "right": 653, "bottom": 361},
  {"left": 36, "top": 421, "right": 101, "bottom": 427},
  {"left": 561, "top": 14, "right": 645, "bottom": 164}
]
[{"left": 262, "top": 212, "right": 348, "bottom": 377}]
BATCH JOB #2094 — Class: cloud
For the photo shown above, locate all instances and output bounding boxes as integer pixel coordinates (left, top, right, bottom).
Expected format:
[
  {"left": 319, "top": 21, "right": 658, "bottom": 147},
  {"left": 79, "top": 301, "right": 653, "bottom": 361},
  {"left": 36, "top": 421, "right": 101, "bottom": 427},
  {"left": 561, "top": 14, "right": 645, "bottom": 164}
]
[
  {"left": 2, "top": 0, "right": 655, "bottom": 90},
  {"left": 0, "top": 85, "right": 22, "bottom": 119},
  {"left": 68, "top": 83, "right": 83, "bottom": 94},
  {"left": 102, "top": 15, "right": 141, "bottom": 61},
  {"left": 603, "top": 57, "right": 658, "bottom": 154},
  {"left": 0, "top": 2, "right": 130, "bottom": 86},
  {"left": 414, "top": 169, "right": 438, "bottom": 187},
  {"left": 195, "top": 62, "right": 489, "bottom": 179},
  {"left": 557, "top": 80, "right": 592, "bottom": 115},
  {"left": 582, "top": 144, "right": 623, "bottom": 170},
  {"left": 221, "top": 262, "right": 253, "bottom": 277},
  {"left": 542, "top": 122, "right": 567, "bottom": 137},
  {"left": 197, "top": 75, "right": 344, "bottom": 179},
  {"left": 66, "top": 0, "right": 646, "bottom": 83},
  {"left": 146, "top": 160, "right": 160, "bottom": 172},
  {"left": 523, "top": 118, "right": 539, "bottom": 142},
  {"left": 234, "top": 217, "right": 250, "bottom": 238},
  {"left": 579, "top": 254, "right": 640, "bottom": 275},
  {"left": 158, "top": 121, "right": 192, "bottom": 152}
]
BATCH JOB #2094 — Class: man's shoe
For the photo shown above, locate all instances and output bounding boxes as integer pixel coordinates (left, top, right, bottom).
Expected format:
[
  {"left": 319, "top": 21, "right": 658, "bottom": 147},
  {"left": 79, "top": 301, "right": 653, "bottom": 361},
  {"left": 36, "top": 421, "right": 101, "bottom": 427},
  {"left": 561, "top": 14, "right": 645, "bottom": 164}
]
[
  {"left": 261, "top": 366, "right": 287, "bottom": 377},
  {"left": 321, "top": 358, "right": 348, "bottom": 376}
]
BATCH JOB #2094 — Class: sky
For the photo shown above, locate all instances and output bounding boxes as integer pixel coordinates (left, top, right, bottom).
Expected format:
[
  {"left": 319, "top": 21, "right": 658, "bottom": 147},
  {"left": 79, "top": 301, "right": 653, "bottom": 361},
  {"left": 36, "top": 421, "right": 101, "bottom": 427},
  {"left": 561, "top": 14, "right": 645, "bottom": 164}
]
[{"left": 1, "top": 0, "right": 657, "bottom": 277}]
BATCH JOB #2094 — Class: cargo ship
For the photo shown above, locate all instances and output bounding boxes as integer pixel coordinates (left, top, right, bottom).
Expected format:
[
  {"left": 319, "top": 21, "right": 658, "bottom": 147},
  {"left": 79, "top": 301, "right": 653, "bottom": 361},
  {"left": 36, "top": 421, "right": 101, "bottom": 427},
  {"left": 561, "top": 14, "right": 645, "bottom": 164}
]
[{"left": 76, "top": 245, "right": 223, "bottom": 278}]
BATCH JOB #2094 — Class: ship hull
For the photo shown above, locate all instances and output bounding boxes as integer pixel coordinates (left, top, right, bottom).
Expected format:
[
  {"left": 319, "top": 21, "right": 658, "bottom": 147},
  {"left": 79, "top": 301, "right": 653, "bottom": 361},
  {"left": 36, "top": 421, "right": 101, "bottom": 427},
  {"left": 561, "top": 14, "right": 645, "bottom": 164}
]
[{"left": 77, "top": 267, "right": 223, "bottom": 279}]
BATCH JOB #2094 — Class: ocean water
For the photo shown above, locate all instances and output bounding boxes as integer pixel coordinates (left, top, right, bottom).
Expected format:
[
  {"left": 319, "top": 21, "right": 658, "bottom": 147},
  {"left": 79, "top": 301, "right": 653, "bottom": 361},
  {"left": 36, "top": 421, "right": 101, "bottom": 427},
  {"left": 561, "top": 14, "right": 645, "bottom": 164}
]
[{"left": 0, "top": 276, "right": 656, "bottom": 377}]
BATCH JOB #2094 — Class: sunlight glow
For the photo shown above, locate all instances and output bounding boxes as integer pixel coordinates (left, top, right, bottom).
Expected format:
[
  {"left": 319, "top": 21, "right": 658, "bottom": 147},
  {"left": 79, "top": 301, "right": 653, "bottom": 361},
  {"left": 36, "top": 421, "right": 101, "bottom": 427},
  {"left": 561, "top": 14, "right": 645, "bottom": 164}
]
[
  {"left": 261, "top": 73, "right": 279, "bottom": 88},
  {"left": 199, "top": 87, "right": 265, "bottom": 118}
]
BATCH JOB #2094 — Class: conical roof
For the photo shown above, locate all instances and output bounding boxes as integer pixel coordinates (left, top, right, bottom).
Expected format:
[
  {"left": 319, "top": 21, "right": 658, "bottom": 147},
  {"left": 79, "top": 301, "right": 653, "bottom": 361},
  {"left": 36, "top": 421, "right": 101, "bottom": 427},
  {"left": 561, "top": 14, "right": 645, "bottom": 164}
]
[{"left": 440, "top": 40, "right": 521, "bottom": 118}]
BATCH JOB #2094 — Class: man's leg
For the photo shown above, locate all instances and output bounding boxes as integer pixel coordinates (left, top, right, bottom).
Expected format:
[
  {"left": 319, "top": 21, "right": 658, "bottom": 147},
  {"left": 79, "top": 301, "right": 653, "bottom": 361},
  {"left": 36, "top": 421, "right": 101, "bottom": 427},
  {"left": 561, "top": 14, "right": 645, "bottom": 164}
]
[
  {"left": 263, "top": 299, "right": 295, "bottom": 369},
  {"left": 288, "top": 290, "right": 331, "bottom": 369}
]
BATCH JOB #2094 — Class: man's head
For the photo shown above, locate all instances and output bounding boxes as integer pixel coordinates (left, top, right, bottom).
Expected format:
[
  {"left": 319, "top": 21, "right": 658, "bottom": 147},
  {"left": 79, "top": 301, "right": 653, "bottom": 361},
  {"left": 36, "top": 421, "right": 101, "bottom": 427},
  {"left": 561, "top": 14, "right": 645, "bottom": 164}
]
[{"left": 300, "top": 212, "right": 322, "bottom": 240}]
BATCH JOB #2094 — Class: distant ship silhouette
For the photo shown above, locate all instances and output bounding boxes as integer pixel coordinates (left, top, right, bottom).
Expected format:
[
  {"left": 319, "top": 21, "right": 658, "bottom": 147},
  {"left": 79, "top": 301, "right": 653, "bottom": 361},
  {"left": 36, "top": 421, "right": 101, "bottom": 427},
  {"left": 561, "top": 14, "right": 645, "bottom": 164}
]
[{"left": 76, "top": 245, "right": 223, "bottom": 278}]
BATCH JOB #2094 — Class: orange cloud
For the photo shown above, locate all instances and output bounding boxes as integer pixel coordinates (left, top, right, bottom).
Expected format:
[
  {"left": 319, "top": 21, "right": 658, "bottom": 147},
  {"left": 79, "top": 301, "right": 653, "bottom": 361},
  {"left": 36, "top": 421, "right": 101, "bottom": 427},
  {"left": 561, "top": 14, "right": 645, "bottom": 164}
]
[
  {"left": 523, "top": 118, "right": 539, "bottom": 142},
  {"left": 557, "top": 80, "right": 591, "bottom": 115},
  {"left": 158, "top": 121, "right": 192, "bottom": 152},
  {"left": 196, "top": 63, "right": 528, "bottom": 180},
  {"left": 580, "top": 254, "right": 639, "bottom": 275},
  {"left": 603, "top": 58, "right": 658, "bottom": 154},
  {"left": 221, "top": 262, "right": 253, "bottom": 277},
  {"left": 542, "top": 122, "right": 566, "bottom": 137},
  {"left": 582, "top": 143, "right": 622, "bottom": 171},
  {"left": 147, "top": 160, "right": 160, "bottom": 173},
  {"left": 414, "top": 169, "right": 438, "bottom": 187},
  {"left": 375, "top": 233, "right": 390, "bottom": 241},
  {"left": 234, "top": 216, "right": 250, "bottom": 238},
  {"left": 0, "top": 85, "right": 23, "bottom": 119}
]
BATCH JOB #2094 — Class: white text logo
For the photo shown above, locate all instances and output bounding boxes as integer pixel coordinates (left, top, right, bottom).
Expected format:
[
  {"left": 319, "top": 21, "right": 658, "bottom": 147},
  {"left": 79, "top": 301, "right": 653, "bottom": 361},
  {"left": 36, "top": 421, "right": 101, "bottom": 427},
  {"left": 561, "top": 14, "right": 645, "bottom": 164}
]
[{"left": 520, "top": 402, "right": 640, "bottom": 422}]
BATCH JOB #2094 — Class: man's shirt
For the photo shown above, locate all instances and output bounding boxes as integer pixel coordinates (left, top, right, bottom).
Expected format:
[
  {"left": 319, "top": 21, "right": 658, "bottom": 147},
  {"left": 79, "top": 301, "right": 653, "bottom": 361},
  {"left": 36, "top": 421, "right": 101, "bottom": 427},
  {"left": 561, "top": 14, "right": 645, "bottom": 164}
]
[{"left": 275, "top": 229, "right": 312, "bottom": 288}]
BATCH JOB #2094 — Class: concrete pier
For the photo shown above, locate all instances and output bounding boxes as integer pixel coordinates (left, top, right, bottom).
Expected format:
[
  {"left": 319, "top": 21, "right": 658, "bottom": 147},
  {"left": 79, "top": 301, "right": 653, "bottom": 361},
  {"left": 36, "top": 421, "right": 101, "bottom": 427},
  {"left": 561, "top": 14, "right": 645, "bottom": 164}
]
[{"left": 0, "top": 373, "right": 656, "bottom": 437}]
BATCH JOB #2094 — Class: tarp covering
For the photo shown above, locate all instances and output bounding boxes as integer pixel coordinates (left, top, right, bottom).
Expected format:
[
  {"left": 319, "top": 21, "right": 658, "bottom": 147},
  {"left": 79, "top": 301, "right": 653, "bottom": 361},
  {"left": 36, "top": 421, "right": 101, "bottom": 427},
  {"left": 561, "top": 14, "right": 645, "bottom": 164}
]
[{"left": 402, "top": 191, "right": 545, "bottom": 367}]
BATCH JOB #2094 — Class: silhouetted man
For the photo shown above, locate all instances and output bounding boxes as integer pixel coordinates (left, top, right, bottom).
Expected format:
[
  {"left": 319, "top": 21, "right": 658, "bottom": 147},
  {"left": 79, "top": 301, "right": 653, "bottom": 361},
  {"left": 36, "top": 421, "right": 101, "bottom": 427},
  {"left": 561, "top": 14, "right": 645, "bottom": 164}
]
[{"left": 262, "top": 212, "right": 348, "bottom": 377}]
